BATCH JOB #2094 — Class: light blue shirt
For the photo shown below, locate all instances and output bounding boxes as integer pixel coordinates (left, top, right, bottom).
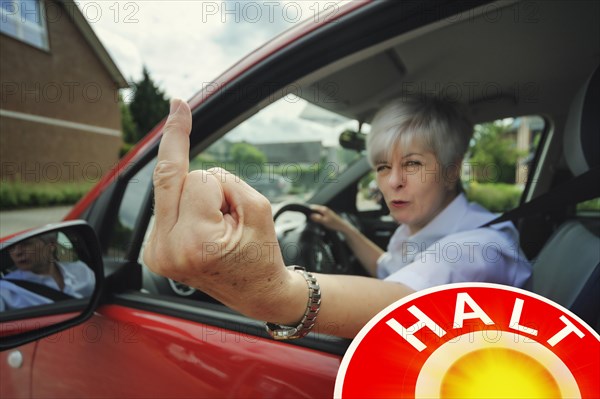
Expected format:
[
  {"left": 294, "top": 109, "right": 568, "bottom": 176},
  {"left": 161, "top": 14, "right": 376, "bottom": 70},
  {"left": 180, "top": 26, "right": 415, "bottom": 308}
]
[
  {"left": 378, "top": 193, "right": 531, "bottom": 290},
  {"left": 0, "top": 261, "right": 95, "bottom": 312}
]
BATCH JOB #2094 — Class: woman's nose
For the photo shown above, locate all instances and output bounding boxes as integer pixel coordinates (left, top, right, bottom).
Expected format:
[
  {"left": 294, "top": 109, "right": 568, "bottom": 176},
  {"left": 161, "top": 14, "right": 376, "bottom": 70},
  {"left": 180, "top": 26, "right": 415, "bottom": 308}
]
[{"left": 386, "top": 166, "right": 405, "bottom": 189}]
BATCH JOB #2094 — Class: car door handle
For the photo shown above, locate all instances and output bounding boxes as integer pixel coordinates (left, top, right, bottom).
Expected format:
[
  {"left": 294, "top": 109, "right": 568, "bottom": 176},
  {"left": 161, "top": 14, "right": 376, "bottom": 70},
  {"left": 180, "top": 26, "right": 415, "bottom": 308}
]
[{"left": 7, "top": 350, "right": 23, "bottom": 368}]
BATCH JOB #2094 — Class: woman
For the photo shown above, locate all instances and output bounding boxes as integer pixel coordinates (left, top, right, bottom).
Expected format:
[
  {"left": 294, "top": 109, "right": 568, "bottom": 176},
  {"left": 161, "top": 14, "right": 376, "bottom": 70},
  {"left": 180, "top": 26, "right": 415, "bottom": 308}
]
[
  {"left": 142, "top": 98, "right": 531, "bottom": 340},
  {"left": 310, "top": 96, "right": 531, "bottom": 290},
  {"left": 0, "top": 233, "right": 95, "bottom": 311}
]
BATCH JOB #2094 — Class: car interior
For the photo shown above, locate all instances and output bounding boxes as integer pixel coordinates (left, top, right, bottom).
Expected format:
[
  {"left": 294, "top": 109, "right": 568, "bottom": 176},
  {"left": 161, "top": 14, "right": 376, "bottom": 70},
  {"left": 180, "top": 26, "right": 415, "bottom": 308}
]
[
  {"left": 112, "top": 1, "right": 599, "bottom": 339},
  {"left": 292, "top": 1, "right": 600, "bottom": 329}
]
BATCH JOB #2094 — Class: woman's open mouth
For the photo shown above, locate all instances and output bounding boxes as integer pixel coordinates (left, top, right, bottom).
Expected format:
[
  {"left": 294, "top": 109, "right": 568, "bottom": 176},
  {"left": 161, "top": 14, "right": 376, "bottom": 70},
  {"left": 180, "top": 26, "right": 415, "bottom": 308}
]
[{"left": 390, "top": 200, "right": 410, "bottom": 208}]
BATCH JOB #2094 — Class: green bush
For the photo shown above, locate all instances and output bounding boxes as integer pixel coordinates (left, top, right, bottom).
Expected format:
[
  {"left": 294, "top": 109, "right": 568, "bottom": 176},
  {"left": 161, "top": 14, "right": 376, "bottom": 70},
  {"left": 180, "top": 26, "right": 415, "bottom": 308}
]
[
  {"left": 465, "top": 182, "right": 523, "bottom": 213},
  {"left": 120, "top": 142, "right": 135, "bottom": 158},
  {"left": 577, "top": 198, "right": 600, "bottom": 213},
  {"left": 0, "top": 182, "right": 95, "bottom": 210}
]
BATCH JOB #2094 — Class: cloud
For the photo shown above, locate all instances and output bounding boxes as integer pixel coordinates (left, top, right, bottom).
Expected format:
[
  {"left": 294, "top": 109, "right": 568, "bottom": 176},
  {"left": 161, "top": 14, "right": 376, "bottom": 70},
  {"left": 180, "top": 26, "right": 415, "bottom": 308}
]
[
  {"left": 92, "top": 26, "right": 143, "bottom": 84},
  {"left": 77, "top": 0, "right": 315, "bottom": 100},
  {"left": 211, "top": 1, "right": 298, "bottom": 55},
  {"left": 76, "top": 1, "right": 351, "bottom": 144},
  {"left": 227, "top": 97, "right": 351, "bottom": 146}
]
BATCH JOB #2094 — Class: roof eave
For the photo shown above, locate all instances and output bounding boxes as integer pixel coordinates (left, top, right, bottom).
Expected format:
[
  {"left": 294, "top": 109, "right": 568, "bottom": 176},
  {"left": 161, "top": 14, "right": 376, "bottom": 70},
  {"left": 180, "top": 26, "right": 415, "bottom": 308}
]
[{"left": 57, "top": 0, "right": 129, "bottom": 89}]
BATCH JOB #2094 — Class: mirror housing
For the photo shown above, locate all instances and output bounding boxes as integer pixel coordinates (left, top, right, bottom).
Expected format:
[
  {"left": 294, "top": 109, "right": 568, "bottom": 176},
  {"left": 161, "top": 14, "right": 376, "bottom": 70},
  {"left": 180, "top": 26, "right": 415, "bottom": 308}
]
[
  {"left": 339, "top": 129, "right": 366, "bottom": 152},
  {"left": 0, "top": 220, "right": 104, "bottom": 351}
]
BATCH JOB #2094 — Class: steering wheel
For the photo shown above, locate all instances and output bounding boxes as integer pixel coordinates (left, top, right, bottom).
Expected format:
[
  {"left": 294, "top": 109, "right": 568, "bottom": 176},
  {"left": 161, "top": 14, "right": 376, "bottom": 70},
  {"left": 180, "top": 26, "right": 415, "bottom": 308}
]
[{"left": 273, "top": 203, "right": 352, "bottom": 274}]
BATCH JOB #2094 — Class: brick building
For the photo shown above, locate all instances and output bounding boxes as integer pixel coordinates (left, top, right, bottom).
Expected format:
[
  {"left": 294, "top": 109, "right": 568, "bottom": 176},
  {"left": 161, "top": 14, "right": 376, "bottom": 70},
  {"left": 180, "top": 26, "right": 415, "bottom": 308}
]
[{"left": 0, "top": 0, "right": 128, "bottom": 184}]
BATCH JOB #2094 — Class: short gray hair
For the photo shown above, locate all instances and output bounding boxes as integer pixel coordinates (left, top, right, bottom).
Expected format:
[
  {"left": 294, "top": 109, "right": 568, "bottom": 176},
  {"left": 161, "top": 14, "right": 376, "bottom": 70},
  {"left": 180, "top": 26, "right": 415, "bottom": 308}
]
[
  {"left": 38, "top": 232, "right": 58, "bottom": 244},
  {"left": 366, "top": 96, "right": 473, "bottom": 169}
]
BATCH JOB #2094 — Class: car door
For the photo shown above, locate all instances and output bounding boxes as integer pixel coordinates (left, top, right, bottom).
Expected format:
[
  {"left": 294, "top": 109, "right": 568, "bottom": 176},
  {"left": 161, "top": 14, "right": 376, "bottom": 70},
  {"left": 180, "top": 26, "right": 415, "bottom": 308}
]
[
  {"left": 29, "top": 304, "right": 343, "bottom": 397},
  {"left": 0, "top": 343, "right": 35, "bottom": 399}
]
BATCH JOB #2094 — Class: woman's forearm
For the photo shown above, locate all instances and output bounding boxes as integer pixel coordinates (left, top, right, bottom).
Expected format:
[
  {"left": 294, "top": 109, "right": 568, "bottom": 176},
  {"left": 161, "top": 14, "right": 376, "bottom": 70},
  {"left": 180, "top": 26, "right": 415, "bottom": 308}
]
[
  {"left": 270, "top": 270, "right": 414, "bottom": 338},
  {"left": 340, "top": 225, "right": 385, "bottom": 277}
]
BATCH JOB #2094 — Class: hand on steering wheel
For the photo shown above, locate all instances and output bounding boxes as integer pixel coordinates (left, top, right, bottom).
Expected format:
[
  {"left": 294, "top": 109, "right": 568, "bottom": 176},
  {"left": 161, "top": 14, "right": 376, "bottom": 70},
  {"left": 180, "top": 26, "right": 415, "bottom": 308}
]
[
  {"left": 308, "top": 204, "right": 355, "bottom": 234},
  {"left": 273, "top": 203, "right": 351, "bottom": 274}
]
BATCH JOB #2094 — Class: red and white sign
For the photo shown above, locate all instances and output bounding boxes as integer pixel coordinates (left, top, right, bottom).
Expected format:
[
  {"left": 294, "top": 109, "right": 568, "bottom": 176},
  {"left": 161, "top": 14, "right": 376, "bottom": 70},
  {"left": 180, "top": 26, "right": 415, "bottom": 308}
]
[{"left": 335, "top": 283, "right": 600, "bottom": 398}]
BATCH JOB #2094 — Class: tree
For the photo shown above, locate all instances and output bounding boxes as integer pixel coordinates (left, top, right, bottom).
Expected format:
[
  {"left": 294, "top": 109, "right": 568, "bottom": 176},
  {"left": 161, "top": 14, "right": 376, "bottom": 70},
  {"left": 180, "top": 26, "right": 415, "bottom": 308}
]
[
  {"left": 230, "top": 142, "right": 267, "bottom": 177},
  {"left": 128, "top": 67, "right": 170, "bottom": 143},
  {"left": 467, "top": 121, "right": 523, "bottom": 184},
  {"left": 119, "top": 93, "right": 137, "bottom": 144}
]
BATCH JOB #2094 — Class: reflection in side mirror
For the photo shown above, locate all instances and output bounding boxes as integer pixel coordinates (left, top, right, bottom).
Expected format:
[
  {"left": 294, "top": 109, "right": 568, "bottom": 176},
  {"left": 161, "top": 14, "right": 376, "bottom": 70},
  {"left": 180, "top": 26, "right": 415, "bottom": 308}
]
[
  {"left": 0, "top": 221, "right": 103, "bottom": 351},
  {"left": 1, "top": 231, "right": 95, "bottom": 311}
]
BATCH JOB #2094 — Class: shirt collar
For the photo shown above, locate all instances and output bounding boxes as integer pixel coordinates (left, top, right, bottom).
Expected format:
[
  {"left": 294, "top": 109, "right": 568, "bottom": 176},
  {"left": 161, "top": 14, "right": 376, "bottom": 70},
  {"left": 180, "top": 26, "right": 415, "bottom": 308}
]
[{"left": 398, "top": 192, "right": 469, "bottom": 243}]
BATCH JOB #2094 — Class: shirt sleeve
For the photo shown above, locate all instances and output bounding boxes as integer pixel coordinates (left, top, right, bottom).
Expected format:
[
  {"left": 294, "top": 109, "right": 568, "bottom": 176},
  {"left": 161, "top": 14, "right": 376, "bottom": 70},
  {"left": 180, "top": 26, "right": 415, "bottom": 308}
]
[
  {"left": 376, "top": 252, "right": 392, "bottom": 279},
  {"left": 0, "top": 280, "right": 53, "bottom": 310},
  {"left": 59, "top": 261, "right": 96, "bottom": 298},
  {"left": 383, "top": 228, "right": 531, "bottom": 291}
]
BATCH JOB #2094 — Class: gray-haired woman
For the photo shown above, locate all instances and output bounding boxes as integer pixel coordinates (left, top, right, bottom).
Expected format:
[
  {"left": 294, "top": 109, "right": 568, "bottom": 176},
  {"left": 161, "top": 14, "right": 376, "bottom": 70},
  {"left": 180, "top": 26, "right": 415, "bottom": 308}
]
[
  {"left": 1, "top": 233, "right": 95, "bottom": 311},
  {"left": 311, "top": 96, "right": 531, "bottom": 290}
]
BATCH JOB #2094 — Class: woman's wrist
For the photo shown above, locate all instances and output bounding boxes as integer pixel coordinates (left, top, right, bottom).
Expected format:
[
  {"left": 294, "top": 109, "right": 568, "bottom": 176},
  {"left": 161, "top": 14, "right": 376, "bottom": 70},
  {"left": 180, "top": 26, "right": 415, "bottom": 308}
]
[
  {"left": 262, "top": 266, "right": 311, "bottom": 325},
  {"left": 339, "top": 222, "right": 359, "bottom": 238},
  {"left": 265, "top": 266, "right": 321, "bottom": 340}
]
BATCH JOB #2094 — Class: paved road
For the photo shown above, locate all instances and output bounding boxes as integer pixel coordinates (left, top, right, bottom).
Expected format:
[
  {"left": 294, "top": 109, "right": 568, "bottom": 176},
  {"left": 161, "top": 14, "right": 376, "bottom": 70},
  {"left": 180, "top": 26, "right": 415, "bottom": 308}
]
[{"left": 0, "top": 206, "right": 72, "bottom": 237}]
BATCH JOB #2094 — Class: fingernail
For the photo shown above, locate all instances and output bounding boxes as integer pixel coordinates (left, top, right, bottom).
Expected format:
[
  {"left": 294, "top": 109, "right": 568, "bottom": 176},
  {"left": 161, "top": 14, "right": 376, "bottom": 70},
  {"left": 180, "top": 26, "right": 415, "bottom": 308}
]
[{"left": 169, "top": 99, "right": 180, "bottom": 114}]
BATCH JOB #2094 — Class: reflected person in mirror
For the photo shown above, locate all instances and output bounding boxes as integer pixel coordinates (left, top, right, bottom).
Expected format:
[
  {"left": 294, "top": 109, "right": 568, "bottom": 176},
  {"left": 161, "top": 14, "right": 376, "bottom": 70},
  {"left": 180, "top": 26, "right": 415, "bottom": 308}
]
[{"left": 0, "top": 232, "right": 95, "bottom": 311}]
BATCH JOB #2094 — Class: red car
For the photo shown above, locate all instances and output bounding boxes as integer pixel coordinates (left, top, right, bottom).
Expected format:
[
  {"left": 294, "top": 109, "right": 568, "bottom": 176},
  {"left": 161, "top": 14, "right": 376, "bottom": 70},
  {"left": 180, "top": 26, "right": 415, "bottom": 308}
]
[{"left": 1, "top": 1, "right": 599, "bottom": 397}]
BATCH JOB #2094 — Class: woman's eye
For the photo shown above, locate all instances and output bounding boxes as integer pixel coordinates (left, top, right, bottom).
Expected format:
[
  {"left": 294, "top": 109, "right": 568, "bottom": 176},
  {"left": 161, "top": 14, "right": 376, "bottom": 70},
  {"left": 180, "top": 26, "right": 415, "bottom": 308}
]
[
  {"left": 404, "top": 160, "right": 421, "bottom": 167},
  {"left": 376, "top": 165, "right": 389, "bottom": 172}
]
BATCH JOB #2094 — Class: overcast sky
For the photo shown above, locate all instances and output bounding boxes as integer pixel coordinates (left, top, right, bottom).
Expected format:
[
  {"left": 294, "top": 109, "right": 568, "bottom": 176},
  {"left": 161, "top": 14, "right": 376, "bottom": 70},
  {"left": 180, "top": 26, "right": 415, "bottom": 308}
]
[
  {"left": 75, "top": 1, "right": 356, "bottom": 147},
  {"left": 78, "top": 1, "right": 333, "bottom": 100}
]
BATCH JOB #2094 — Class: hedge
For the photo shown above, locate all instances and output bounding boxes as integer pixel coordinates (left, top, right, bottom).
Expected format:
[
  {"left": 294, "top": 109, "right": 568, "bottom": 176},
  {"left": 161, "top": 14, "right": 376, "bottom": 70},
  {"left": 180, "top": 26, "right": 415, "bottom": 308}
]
[
  {"left": 3, "top": 179, "right": 593, "bottom": 215},
  {"left": 465, "top": 182, "right": 523, "bottom": 213},
  {"left": 577, "top": 198, "right": 600, "bottom": 213},
  {"left": 0, "top": 182, "right": 94, "bottom": 210}
]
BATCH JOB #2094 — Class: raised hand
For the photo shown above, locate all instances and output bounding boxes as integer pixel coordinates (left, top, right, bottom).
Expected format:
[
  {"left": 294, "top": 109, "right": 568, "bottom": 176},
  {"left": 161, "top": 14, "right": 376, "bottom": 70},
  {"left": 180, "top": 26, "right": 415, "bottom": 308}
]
[{"left": 142, "top": 99, "right": 305, "bottom": 323}]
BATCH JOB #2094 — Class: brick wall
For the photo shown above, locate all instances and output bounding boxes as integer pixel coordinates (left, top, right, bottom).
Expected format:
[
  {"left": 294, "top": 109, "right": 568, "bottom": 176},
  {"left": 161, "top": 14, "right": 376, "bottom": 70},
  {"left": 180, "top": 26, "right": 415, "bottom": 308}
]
[{"left": 0, "top": 0, "right": 123, "bottom": 183}]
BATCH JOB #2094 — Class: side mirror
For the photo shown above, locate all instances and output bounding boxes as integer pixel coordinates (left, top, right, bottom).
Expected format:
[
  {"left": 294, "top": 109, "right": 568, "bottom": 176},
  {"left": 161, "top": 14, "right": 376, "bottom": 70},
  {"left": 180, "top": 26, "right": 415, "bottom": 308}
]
[
  {"left": 0, "top": 221, "right": 104, "bottom": 351},
  {"left": 339, "top": 129, "right": 366, "bottom": 152}
]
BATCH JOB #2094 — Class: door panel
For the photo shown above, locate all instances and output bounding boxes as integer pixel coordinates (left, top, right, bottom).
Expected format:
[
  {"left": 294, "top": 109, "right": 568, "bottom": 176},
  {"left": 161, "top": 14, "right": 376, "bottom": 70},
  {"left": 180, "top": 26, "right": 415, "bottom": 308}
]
[
  {"left": 31, "top": 304, "right": 341, "bottom": 398},
  {"left": 0, "top": 343, "right": 35, "bottom": 399}
]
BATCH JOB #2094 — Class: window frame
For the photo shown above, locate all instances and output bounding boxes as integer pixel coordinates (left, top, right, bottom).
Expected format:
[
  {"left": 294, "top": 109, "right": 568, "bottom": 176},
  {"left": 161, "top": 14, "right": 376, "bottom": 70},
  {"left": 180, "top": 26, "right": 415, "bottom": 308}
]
[{"left": 0, "top": 0, "right": 49, "bottom": 51}]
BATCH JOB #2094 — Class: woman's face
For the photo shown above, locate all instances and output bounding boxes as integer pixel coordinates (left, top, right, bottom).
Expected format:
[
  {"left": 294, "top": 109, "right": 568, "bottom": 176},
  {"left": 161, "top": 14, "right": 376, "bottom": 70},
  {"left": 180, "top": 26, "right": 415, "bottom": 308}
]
[
  {"left": 8, "top": 237, "right": 55, "bottom": 274},
  {"left": 375, "top": 139, "right": 458, "bottom": 235}
]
